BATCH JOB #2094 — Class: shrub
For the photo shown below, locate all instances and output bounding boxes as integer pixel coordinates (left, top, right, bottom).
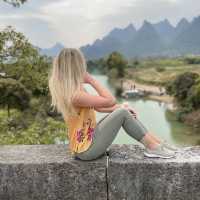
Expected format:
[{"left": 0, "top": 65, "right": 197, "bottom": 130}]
[
  {"left": 165, "top": 72, "right": 199, "bottom": 103},
  {"left": 155, "top": 66, "right": 165, "bottom": 72},
  {"left": 184, "top": 56, "right": 200, "bottom": 64},
  {"left": 115, "top": 86, "right": 123, "bottom": 97}
]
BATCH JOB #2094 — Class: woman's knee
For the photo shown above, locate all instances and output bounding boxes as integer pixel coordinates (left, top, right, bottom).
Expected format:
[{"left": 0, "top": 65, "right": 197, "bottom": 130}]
[{"left": 114, "top": 107, "right": 130, "bottom": 116}]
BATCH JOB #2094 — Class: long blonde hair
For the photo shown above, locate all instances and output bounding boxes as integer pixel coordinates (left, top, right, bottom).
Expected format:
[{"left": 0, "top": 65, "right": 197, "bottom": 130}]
[{"left": 48, "top": 48, "right": 87, "bottom": 122}]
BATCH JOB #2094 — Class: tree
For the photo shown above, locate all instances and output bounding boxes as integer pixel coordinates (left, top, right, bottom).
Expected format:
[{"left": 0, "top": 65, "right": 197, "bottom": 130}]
[
  {"left": 0, "top": 26, "right": 50, "bottom": 96},
  {"left": 106, "top": 51, "right": 128, "bottom": 78},
  {"left": 0, "top": 78, "right": 31, "bottom": 117},
  {"left": 184, "top": 56, "right": 200, "bottom": 65},
  {"left": 3, "top": 0, "right": 27, "bottom": 7}
]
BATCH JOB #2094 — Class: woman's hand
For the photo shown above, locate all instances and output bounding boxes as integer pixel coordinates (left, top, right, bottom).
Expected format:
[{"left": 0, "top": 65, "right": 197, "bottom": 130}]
[
  {"left": 94, "top": 103, "right": 120, "bottom": 113},
  {"left": 83, "top": 72, "right": 94, "bottom": 84},
  {"left": 121, "top": 102, "right": 138, "bottom": 119}
]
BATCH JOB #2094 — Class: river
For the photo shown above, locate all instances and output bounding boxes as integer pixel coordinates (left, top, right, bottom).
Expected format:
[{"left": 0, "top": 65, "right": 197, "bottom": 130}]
[{"left": 82, "top": 72, "right": 200, "bottom": 147}]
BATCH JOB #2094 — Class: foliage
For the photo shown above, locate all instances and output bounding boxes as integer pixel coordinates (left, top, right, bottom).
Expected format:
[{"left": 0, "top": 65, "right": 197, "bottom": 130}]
[
  {"left": 0, "top": 26, "right": 51, "bottom": 96},
  {"left": 3, "top": 0, "right": 27, "bottom": 7},
  {"left": 155, "top": 66, "right": 165, "bottom": 72},
  {"left": 0, "top": 96, "right": 68, "bottom": 144},
  {"left": 106, "top": 51, "right": 128, "bottom": 78},
  {"left": 107, "top": 68, "right": 118, "bottom": 79},
  {"left": 115, "top": 86, "right": 123, "bottom": 97},
  {"left": 0, "top": 114, "right": 67, "bottom": 145},
  {"left": 133, "top": 59, "right": 139, "bottom": 66},
  {"left": 187, "top": 77, "right": 200, "bottom": 109},
  {"left": 165, "top": 72, "right": 200, "bottom": 110},
  {"left": 184, "top": 56, "right": 200, "bottom": 64},
  {"left": 0, "top": 78, "right": 31, "bottom": 116},
  {"left": 0, "top": 26, "right": 67, "bottom": 144},
  {"left": 87, "top": 58, "right": 107, "bottom": 73}
]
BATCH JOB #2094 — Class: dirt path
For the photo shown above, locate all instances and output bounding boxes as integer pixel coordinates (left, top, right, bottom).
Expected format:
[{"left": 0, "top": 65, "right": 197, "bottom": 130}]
[
  {"left": 123, "top": 79, "right": 164, "bottom": 93},
  {"left": 123, "top": 79, "right": 174, "bottom": 104}
]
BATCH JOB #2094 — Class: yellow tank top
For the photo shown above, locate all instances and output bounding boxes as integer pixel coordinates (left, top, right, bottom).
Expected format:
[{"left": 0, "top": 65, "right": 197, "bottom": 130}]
[{"left": 66, "top": 106, "right": 97, "bottom": 155}]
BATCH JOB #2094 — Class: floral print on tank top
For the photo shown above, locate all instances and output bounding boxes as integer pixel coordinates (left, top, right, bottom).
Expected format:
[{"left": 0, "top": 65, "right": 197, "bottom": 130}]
[{"left": 76, "top": 118, "right": 95, "bottom": 143}]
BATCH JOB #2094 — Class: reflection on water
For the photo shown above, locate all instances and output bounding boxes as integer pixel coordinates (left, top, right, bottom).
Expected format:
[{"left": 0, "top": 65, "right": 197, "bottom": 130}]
[{"left": 83, "top": 72, "right": 200, "bottom": 147}]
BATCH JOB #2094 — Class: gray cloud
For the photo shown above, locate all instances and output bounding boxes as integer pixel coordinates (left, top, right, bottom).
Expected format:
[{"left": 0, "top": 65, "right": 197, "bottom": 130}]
[{"left": 0, "top": 0, "right": 199, "bottom": 48}]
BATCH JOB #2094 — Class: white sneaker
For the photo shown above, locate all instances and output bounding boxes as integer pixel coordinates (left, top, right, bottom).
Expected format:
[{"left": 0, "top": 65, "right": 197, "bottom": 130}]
[
  {"left": 144, "top": 144, "right": 176, "bottom": 159},
  {"left": 161, "top": 140, "right": 179, "bottom": 152}
]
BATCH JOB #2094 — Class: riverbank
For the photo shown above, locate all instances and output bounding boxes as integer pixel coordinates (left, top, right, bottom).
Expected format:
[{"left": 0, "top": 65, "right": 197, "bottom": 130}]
[
  {"left": 123, "top": 79, "right": 174, "bottom": 104},
  {"left": 109, "top": 77, "right": 175, "bottom": 105},
  {"left": 122, "top": 78, "right": 200, "bottom": 129}
]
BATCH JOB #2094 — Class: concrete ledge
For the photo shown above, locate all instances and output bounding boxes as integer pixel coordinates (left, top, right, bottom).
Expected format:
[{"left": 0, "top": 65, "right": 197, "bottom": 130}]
[
  {"left": 0, "top": 145, "right": 107, "bottom": 200},
  {"left": 108, "top": 144, "right": 200, "bottom": 200},
  {"left": 0, "top": 144, "right": 200, "bottom": 200}
]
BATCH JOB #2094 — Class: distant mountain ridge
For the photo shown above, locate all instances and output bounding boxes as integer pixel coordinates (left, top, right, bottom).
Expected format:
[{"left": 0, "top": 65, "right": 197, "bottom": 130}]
[
  {"left": 39, "top": 42, "right": 65, "bottom": 57},
  {"left": 80, "top": 15, "right": 200, "bottom": 59}
]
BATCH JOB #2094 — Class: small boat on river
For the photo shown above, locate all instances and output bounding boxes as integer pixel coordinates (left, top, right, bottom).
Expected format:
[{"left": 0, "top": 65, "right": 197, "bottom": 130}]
[{"left": 121, "top": 89, "right": 145, "bottom": 98}]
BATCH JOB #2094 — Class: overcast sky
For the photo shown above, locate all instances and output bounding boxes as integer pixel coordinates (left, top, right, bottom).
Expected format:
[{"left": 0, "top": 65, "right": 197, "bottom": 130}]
[{"left": 0, "top": 0, "right": 199, "bottom": 48}]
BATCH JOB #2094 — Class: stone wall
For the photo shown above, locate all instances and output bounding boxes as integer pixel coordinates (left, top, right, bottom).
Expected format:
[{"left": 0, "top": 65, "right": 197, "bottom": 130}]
[{"left": 0, "top": 144, "right": 200, "bottom": 200}]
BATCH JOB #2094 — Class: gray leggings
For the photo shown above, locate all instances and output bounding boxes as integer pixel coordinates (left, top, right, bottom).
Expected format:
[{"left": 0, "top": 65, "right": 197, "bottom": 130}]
[{"left": 74, "top": 107, "right": 148, "bottom": 161}]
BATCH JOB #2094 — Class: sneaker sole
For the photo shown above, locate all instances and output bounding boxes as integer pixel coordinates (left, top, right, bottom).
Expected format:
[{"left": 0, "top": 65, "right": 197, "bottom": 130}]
[{"left": 143, "top": 152, "right": 175, "bottom": 159}]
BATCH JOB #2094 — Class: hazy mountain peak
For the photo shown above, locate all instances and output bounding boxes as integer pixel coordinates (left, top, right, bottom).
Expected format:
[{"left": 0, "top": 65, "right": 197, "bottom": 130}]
[
  {"left": 175, "top": 17, "right": 190, "bottom": 36},
  {"left": 152, "top": 18, "right": 175, "bottom": 44},
  {"left": 105, "top": 23, "right": 136, "bottom": 44},
  {"left": 139, "top": 20, "right": 154, "bottom": 32},
  {"left": 53, "top": 42, "right": 65, "bottom": 49},
  {"left": 93, "top": 39, "right": 102, "bottom": 46},
  {"left": 163, "top": 18, "right": 170, "bottom": 23},
  {"left": 143, "top": 20, "right": 151, "bottom": 26},
  {"left": 176, "top": 18, "right": 190, "bottom": 28},
  {"left": 153, "top": 18, "right": 174, "bottom": 28},
  {"left": 39, "top": 42, "right": 65, "bottom": 57},
  {"left": 109, "top": 27, "right": 122, "bottom": 35},
  {"left": 125, "top": 23, "right": 136, "bottom": 31},
  {"left": 192, "top": 15, "right": 200, "bottom": 25}
]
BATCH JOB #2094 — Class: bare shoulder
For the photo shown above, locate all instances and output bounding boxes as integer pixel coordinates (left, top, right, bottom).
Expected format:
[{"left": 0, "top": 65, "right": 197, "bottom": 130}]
[{"left": 71, "top": 86, "right": 87, "bottom": 104}]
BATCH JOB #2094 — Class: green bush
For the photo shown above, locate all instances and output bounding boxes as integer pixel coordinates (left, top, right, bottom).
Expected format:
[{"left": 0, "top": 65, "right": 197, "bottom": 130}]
[
  {"left": 165, "top": 72, "right": 199, "bottom": 102},
  {"left": 0, "top": 109, "right": 67, "bottom": 145},
  {"left": 166, "top": 72, "right": 200, "bottom": 111},
  {"left": 115, "top": 86, "right": 123, "bottom": 97},
  {"left": 187, "top": 77, "right": 200, "bottom": 109},
  {"left": 184, "top": 56, "right": 200, "bottom": 64},
  {"left": 155, "top": 66, "right": 165, "bottom": 72}
]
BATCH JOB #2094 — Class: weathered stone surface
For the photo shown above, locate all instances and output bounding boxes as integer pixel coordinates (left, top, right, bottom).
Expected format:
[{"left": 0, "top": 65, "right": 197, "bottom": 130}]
[
  {"left": 1, "top": 144, "right": 200, "bottom": 200},
  {"left": 108, "top": 144, "right": 200, "bottom": 200},
  {"left": 0, "top": 144, "right": 107, "bottom": 200}
]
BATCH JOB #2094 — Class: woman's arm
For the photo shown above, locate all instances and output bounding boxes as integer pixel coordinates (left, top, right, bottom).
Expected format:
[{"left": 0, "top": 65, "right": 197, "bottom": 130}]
[
  {"left": 94, "top": 102, "right": 138, "bottom": 118},
  {"left": 86, "top": 72, "right": 116, "bottom": 104},
  {"left": 94, "top": 103, "right": 121, "bottom": 113},
  {"left": 72, "top": 72, "right": 117, "bottom": 108}
]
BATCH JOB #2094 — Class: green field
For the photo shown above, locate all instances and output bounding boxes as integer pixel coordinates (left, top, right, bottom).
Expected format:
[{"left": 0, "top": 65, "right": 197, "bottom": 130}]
[{"left": 126, "top": 57, "right": 200, "bottom": 86}]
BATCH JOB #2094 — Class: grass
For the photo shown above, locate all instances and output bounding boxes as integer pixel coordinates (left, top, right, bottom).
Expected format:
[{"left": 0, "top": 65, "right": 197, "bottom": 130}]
[
  {"left": 127, "top": 57, "right": 200, "bottom": 86},
  {"left": 0, "top": 102, "right": 68, "bottom": 145}
]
